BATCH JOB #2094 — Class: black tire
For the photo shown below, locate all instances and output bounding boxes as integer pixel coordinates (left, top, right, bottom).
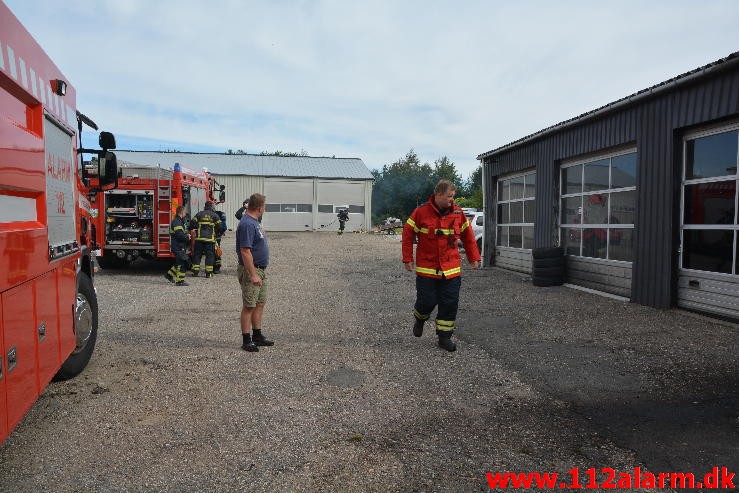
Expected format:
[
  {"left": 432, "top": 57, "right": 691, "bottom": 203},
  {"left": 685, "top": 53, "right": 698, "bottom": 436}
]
[
  {"left": 54, "top": 273, "right": 98, "bottom": 380},
  {"left": 532, "top": 265, "right": 565, "bottom": 278},
  {"left": 97, "top": 252, "right": 125, "bottom": 269},
  {"left": 476, "top": 238, "right": 482, "bottom": 252},
  {"left": 532, "top": 247, "right": 564, "bottom": 259},
  {"left": 532, "top": 256, "right": 565, "bottom": 268},
  {"left": 532, "top": 276, "right": 564, "bottom": 287}
]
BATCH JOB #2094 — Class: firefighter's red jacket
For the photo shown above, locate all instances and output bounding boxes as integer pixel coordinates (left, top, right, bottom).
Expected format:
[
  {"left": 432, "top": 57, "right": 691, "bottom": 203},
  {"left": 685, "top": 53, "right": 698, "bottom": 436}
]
[{"left": 402, "top": 196, "right": 481, "bottom": 279}]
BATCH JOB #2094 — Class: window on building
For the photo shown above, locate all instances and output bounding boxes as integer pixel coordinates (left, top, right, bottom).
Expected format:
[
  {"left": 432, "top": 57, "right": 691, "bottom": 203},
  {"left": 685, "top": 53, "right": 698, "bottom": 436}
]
[
  {"left": 318, "top": 204, "right": 333, "bottom": 213},
  {"left": 682, "top": 127, "right": 738, "bottom": 275},
  {"left": 266, "top": 203, "right": 313, "bottom": 213},
  {"left": 497, "top": 171, "right": 536, "bottom": 249},
  {"left": 560, "top": 149, "right": 636, "bottom": 261}
]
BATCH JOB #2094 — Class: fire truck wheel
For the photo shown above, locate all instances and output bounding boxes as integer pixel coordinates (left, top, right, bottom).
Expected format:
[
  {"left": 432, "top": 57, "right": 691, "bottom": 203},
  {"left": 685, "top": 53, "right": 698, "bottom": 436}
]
[
  {"left": 55, "top": 273, "right": 98, "bottom": 381},
  {"left": 97, "top": 252, "right": 125, "bottom": 269}
]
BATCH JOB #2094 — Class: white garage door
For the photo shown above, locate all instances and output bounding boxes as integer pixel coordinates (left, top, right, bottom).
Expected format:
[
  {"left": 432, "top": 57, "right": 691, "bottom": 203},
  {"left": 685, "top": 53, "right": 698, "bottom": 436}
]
[
  {"left": 317, "top": 180, "right": 367, "bottom": 232},
  {"left": 263, "top": 178, "right": 313, "bottom": 231}
]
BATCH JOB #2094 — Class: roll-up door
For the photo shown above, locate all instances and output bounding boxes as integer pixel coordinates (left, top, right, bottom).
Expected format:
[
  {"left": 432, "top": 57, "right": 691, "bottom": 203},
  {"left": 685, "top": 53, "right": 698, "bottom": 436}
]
[
  {"left": 678, "top": 126, "right": 739, "bottom": 319},
  {"left": 317, "top": 180, "right": 366, "bottom": 232},
  {"left": 263, "top": 178, "right": 314, "bottom": 231},
  {"left": 559, "top": 149, "right": 637, "bottom": 298},
  {"left": 495, "top": 171, "right": 536, "bottom": 273}
]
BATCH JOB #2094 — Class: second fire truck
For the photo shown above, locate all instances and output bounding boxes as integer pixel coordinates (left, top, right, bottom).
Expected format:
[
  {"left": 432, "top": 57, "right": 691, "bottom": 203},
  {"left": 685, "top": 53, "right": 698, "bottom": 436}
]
[{"left": 91, "top": 163, "right": 225, "bottom": 269}]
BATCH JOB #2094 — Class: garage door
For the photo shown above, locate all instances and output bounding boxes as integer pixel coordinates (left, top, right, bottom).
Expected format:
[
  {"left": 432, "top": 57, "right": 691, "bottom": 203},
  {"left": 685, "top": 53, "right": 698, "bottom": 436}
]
[
  {"left": 678, "top": 126, "right": 739, "bottom": 319},
  {"left": 263, "top": 178, "right": 313, "bottom": 231},
  {"left": 317, "top": 180, "right": 366, "bottom": 232}
]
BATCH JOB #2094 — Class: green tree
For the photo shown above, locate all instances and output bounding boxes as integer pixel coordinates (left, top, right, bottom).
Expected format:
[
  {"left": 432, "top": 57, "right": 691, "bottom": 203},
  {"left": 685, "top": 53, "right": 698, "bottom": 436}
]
[
  {"left": 431, "top": 156, "right": 463, "bottom": 192},
  {"left": 464, "top": 164, "right": 483, "bottom": 210},
  {"left": 258, "top": 149, "right": 309, "bottom": 157},
  {"left": 371, "top": 149, "right": 434, "bottom": 223}
]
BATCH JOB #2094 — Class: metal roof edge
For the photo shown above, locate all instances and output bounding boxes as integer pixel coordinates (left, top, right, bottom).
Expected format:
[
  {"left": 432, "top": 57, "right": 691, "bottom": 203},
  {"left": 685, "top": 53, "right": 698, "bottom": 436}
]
[
  {"left": 477, "top": 51, "right": 739, "bottom": 160},
  {"left": 115, "top": 150, "right": 364, "bottom": 162},
  {"left": 210, "top": 173, "right": 373, "bottom": 180}
]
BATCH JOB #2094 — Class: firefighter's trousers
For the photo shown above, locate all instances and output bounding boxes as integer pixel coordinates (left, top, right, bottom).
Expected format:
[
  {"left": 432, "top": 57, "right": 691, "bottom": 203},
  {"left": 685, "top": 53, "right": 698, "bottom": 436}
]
[
  {"left": 192, "top": 241, "right": 215, "bottom": 274},
  {"left": 413, "top": 275, "right": 461, "bottom": 337},
  {"left": 167, "top": 249, "right": 189, "bottom": 282}
]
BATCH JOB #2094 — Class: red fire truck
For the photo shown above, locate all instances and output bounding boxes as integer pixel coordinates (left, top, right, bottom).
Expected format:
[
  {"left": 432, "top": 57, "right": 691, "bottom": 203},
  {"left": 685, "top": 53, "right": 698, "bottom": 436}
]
[
  {"left": 0, "top": 2, "right": 118, "bottom": 444},
  {"left": 91, "top": 162, "right": 225, "bottom": 268}
]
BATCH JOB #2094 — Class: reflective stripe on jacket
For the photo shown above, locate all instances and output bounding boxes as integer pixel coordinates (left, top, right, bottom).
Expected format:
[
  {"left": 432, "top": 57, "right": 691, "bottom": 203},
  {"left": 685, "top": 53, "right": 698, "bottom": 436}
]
[
  {"left": 170, "top": 216, "right": 189, "bottom": 252},
  {"left": 401, "top": 195, "right": 480, "bottom": 279},
  {"left": 192, "top": 210, "right": 222, "bottom": 242}
]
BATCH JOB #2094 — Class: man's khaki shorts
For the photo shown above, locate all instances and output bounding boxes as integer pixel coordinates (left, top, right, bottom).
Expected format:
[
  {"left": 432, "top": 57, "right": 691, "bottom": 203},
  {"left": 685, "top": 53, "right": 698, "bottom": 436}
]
[{"left": 238, "top": 265, "right": 267, "bottom": 307}]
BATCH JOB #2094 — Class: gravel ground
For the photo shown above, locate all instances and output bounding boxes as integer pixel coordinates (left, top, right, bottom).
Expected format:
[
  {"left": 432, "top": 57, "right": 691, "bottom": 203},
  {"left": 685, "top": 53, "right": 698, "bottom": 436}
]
[{"left": 0, "top": 232, "right": 736, "bottom": 492}]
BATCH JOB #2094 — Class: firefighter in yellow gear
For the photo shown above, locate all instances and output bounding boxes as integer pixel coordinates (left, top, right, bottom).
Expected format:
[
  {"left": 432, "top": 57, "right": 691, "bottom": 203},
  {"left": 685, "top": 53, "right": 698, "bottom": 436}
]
[
  {"left": 189, "top": 201, "right": 223, "bottom": 278},
  {"left": 165, "top": 206, "right": 190, "bottom": 286}
]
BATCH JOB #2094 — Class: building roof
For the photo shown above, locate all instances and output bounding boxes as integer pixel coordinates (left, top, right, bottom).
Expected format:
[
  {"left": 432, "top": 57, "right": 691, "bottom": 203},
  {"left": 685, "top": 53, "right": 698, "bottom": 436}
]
[
  {"left": 112, "top": 151, "right": 374, "bottom": 180},
  {"left": 478, "top": 51, "right": 739, "bottom": 160}
]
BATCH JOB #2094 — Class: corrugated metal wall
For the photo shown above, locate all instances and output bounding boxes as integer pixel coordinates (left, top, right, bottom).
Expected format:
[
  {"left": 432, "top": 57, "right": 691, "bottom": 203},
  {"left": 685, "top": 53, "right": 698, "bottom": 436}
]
[
  {"left": 213, "top": 175, "right": 374, "bottom": 232},
  {"left": 212, "top": 175, "right": 264, "bottom": 229},
  {"left": 482, "top": 67, "right": 739, "bottom": 309}
]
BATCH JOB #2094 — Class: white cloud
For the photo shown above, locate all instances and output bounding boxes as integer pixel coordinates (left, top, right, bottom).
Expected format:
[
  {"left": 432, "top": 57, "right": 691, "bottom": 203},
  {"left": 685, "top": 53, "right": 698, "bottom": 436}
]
[{"left": 5, "top": 0, "right": 739, "bottom": 176}]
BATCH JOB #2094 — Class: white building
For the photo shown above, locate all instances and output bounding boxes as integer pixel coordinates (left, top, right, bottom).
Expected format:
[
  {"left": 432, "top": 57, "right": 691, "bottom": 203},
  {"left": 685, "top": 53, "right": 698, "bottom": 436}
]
[{"left": 113, "top": 151, "right": 374, "bottom": 232}]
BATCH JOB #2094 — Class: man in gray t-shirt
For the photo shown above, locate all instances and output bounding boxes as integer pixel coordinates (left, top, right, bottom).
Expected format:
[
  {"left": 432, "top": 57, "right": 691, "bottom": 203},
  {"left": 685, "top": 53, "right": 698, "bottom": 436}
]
[{"left": 235, "top": 193, "right": 274, "bottom": 352}]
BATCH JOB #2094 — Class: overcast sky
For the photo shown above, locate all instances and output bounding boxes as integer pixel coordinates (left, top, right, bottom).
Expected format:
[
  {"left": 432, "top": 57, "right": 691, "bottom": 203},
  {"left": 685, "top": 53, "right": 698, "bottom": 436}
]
[{"left": 6, "top": 1, "right": 739, "bottom": 177}]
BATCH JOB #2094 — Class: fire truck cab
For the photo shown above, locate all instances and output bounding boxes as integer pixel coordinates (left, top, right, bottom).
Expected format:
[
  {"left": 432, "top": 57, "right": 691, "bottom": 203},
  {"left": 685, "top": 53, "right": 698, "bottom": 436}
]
[{"left": 0, "top": 1, "right": 118, "bottom": 444}]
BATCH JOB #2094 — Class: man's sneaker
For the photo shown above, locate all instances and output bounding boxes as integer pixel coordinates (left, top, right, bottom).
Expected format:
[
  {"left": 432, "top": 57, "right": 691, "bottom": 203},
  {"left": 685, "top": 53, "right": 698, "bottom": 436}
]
[
  {"left": 175, "top": 281, "right": 189, "bottom": 287},
  {"left": 164, "top": 273, "right": 175, "bottom": 283},
  {"left": 252, "top": 335, "right": 274, "bottom": 347},
  {"left": 190, "top": 271, "right": 199, "bottom": 277},
  {"left": 438, "top": 337, "right": 457, "bottom": 352},
  {"left": 413, "top": 318, "right": 425, "bottom": 337},
  {"left": 205, "top": 272, "right": 213, "bottom": 278},
  {"left": 241, "top": 342, "right": 259, "bottom": 352}
]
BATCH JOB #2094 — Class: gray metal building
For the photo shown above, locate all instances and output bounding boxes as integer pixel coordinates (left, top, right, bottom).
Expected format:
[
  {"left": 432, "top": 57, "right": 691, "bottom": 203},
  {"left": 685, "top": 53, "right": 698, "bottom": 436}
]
[
  {"left": 113, "top": 151, "right": 374, "bottom": 232},
  {"left": 478, "top": 52, "right": 739, "bottom": 320}
]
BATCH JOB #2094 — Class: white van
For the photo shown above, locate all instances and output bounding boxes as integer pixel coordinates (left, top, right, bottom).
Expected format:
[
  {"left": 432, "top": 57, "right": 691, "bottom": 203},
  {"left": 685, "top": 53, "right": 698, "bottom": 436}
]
[{"left": 462, "top": 211, "right": 484, "bottom": 251}]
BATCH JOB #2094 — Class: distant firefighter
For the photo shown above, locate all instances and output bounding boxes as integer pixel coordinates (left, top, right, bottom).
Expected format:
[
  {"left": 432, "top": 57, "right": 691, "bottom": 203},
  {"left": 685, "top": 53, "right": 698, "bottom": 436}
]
[{"left": 337, "top": 208, "right": 349, "bottom": 235}]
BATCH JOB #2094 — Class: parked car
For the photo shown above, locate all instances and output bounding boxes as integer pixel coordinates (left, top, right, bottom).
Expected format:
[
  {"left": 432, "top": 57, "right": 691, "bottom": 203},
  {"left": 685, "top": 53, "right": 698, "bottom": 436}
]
[{"left": 461, "top": 211, "right": 484, "bottom": 252}]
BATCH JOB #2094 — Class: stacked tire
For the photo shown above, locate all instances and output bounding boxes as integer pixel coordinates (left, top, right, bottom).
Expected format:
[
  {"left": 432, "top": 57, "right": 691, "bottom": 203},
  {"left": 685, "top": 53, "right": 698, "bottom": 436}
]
[{"left": 532, "top": 247, "right": 565, "bottom": 287}]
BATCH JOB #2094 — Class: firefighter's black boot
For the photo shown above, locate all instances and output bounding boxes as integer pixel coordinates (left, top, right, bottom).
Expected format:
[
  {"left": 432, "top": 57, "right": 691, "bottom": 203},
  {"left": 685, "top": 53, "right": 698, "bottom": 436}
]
[
  {"left": 241, "top": 333, "right": 259, "bottom": 352},
  {"left": 437, "top": 333, "right": 456, "bottom": 352},
  {"left": 413, "top": 318, "right": 425, "bottom": 337},
  {"left": 252, "top": 329, "right": 274, "bottom": 347}
]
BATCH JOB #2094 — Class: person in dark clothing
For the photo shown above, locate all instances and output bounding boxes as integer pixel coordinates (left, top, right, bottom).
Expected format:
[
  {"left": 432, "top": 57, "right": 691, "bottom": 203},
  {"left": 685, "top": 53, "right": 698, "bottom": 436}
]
[
  {"left": 214, "top": 210, "right": 227, "bottom": 273},
  {"left": 165, "top": 206, "right": 190, "bottom": 286},
  {"left": 235, "top": 200, "right": 248, "bottom": 221},
  {"left": 189, "top": 201, "right": 222, "bottom": 278},
  {"left": 337, "top": 208, "right": 349, "bottom": 235}
]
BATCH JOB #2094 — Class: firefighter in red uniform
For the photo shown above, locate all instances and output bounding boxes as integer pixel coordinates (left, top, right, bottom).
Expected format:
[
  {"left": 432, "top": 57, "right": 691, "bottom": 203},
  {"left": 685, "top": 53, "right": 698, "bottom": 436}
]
[{"left": 402, "top": 179, "right": 481, "bottom": 352}]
